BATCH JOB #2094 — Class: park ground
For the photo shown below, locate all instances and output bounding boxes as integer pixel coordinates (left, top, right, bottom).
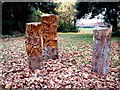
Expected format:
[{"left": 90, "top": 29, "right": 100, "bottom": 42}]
[{"left": 0, "top": 30, "right": 120, "bottom": 88}]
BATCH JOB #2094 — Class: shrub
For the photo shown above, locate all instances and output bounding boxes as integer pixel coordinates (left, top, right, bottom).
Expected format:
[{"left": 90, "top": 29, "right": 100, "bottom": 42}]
[
  {"left": 28, "top": 8, "right": 43, "bottom": 22},
  {"left": 117, "top": 22, "right": 120, "bottom": 28},
  {"left": 112, "top": 28, "right": 120, "bottom": 37},
  {"left": 57, "top": 20, "right": 78, "bottom": 32}
]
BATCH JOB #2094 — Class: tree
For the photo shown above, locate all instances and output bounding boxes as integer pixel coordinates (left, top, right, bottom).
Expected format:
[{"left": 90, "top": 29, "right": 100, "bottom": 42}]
[
  {"left": 2, "top": 2, "right": 57, "bottom": 35},
  {"left": 2, "top": 2, "right": 33, "bottom": 34},
  {"left": 56, "top": 2, "right": 77, "bottom": 23},
  {"left": 75, "top": 2, "right": 120, "bottom": 36},
  {"left": 75, "top": 2, "right": 90, "bottom": 19},
  {"left": 55, "top": 2, "right": 78, "bottom": 32},
  {"left": 34, "top": 2, "right": 57, "bottom": 14}
]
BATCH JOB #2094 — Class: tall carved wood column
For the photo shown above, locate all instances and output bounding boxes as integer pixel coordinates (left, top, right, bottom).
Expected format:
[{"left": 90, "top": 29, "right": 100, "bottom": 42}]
[
  {"left": 41, "top": 14, "right": 58, "bottom": 60},
  {"left": 92, "top": 25, "right": 112, "bottom": 75},
  {"left": 25, "top": 22, "right": 43, "bottom": 69}
]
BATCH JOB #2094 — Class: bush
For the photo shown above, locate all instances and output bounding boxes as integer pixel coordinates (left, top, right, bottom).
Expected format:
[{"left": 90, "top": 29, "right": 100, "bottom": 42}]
[
  {"left": 2, "top": 19, "right": 17, "bottom": 35},
  {"left": 112, "top": 28, "right": 120, "bottom": 37},
  {"left": 112, "top": 22, "right": 120, "bottom": 37},
  {"left": 117, "top": 22, "right": 120, "bottom": 28},
  {"left": 57, "top": 20, "right": 78, "bottom": 32},
  {"left": 27, "top": 8, "right": 43, "bottom": 22}
]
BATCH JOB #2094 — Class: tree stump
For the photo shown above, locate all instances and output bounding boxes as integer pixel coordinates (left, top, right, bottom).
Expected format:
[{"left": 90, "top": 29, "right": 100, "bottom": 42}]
[
  {"left": 25, "top": 22, "right": 43, "bottom": 69},
  {"left": 41, "top": 14, "right": 58, "bottom": 60},
  {"left": 92, "top": 25, "right": 112, "bottom": 75}
]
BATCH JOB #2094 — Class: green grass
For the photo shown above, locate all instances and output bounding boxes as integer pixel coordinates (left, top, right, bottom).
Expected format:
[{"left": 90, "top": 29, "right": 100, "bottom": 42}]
[
  {"left": 79, "top": 27, "right": 93, "bottom": 31},
  {"left": 58, "top": 33, "right": 92, "bottom": 45},
  {"left": 115, "top": 76, "right": 120, "bottom": 78},
  {"left": 58, "top": 33, "right": 120, "bottom": 42},
  {"left": 111, "top": 37, "right": 120, "bottom": 42},
  {"left": 58, "top": 33, "right": 93, "bottom": 51}
]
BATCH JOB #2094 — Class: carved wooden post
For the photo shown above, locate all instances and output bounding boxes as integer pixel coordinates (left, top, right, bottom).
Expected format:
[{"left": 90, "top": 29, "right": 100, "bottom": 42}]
[
  {"left": 92, "top": 25, "right": 112, "bottom": 75},
  {"left": 25, "top": 22, "right": 43, "bottom": 69},
  {"left": 41, "top": 14, "right": 58, "bottom": 60}
]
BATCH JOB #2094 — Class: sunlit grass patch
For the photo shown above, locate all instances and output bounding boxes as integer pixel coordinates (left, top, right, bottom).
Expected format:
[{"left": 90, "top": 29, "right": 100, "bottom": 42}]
[{"left": 79, "top": 27, "right": 93, "bottom": 31}]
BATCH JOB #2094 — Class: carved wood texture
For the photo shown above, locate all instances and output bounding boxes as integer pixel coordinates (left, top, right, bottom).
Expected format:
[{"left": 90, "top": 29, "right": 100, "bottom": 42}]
[
  {"left": 41, "top": 14, "right": 58, "bottom": 60},
  {"left": 25, "top": 22, "right": 43, "bottom": 69},
  {"left": 25, "top": 14, "right": 58, "bottom": 69}
]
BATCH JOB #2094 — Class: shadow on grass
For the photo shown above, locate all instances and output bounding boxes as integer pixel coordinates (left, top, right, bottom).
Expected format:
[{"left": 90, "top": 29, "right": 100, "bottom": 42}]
[{"left": 0, "top": 33, "right": 25, "bottom": 39}]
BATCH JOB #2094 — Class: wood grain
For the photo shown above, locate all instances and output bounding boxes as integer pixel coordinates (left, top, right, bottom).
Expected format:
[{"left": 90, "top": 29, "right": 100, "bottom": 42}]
[
  {"left": 41, "top": 14, "right": 58, "bottom": 60},
  {"left": 25, "top": 22, "right": 43, "bottom": 69},
  {"left": 92, "top": 25, "right": 112, "bottom": 75}
]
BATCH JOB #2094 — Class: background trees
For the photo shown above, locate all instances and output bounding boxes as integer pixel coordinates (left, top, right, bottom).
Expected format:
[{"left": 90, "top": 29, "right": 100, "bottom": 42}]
[
  {"left": 2, "top": 2, "right": 57, "bottom": 35},
  {"left": 75, "top": 2, "right": 120, "bottom": 36},
  {"left": 2, "top": 2, "right": 33, "bottom": 34},
  {"left": 2, "top": 2, "right": 120, "bottom": 36},
  {"left": 56, "top": 2, "right": 76, "bottom": 23},
  {"left": 56, "top": 2, "right": 77, "bottom": 32}
]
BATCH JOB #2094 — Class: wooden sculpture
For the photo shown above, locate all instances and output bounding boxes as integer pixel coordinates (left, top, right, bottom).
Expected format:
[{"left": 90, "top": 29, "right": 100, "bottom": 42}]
[
  {"left": 41, "top": 14, "right": 58, "bottom": 60},
  {"left": 92, "top": 25, "right": 112, "bottom": 75},
  {"left": 25, "top": 14, "right": 58, "bottom": 69},
  {"left": 25, "top": 22, "right": 43, "bottom": 69}
]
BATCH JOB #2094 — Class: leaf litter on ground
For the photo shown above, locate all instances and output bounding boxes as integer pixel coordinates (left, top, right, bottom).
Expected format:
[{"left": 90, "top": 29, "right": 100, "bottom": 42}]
[{"left": 0, "top": 34, "right": 120, "bottom": 88}]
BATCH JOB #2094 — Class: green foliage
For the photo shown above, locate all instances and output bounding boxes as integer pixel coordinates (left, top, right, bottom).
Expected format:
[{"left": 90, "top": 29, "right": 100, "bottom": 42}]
[
  {"left": 2, "top": 2, "right": 33, "bottom": 34},
  {"left": 58, "top": 20, "right": 78, "bottom": 32},
  {"left": 117, "top": 22, "right": 120, "bottom": 28},
  {"left": 75, "top": 2, "right": 120, "bottom": 36},
  {"left": 2, "top": 18, "right": 17, "bottom": 35},
  {"left": 29, "top": 8, "right": 43, "bottom": 22},
  {"left": 56, "top": 2, "right": 76, "bottom": 23},
  {"left": 112, "top": 28, "right": 120, "bottom": 37},
  {"left": 2, "top": 2, "right": 57, "bottom": 35},
  {"left": 35, "top": 2, "right": 58, "bottom": 14},
  {"left": 75, "top": 2, "right": 90, "bottom": 19},
  {"left": 115, "top": 76, "right": 120, "bottom": 78},
  {"left": 56, "top": 2, "right": 78, "bottom": 32}
]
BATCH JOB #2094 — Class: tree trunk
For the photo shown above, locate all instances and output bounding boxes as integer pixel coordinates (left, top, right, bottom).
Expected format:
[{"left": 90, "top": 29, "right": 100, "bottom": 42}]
[
  {"left": 41, "top": 14, "right": 58, "bottom": 60},
  {"left": 25, "top": 22, "right": 43, "bottom": 70},
  {"left": 92, "top": 25, "right": 112, "bottom": 75}
]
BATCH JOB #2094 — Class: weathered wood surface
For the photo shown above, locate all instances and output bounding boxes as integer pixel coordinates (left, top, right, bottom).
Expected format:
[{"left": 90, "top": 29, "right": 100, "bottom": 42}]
[
  {"left": 25, "top": 22, "right": 43, "bottom": 69},
  {"left": 41, "top": 14, "right": 58, "bottom": 60},
  {"left": 92, "top": 25, "right": 112, "bottom": 75}
]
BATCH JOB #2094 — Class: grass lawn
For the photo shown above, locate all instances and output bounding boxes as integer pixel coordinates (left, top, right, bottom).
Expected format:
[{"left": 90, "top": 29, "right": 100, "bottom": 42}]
[
  {"left": 58, "top": 32, "right": 120, "bottom": 42},
  {"left": 79, "top": 27, "right": 93, "bottom": 31},
  {"left": 78, "top": 27, "right": 93, "bottom": 34}
]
